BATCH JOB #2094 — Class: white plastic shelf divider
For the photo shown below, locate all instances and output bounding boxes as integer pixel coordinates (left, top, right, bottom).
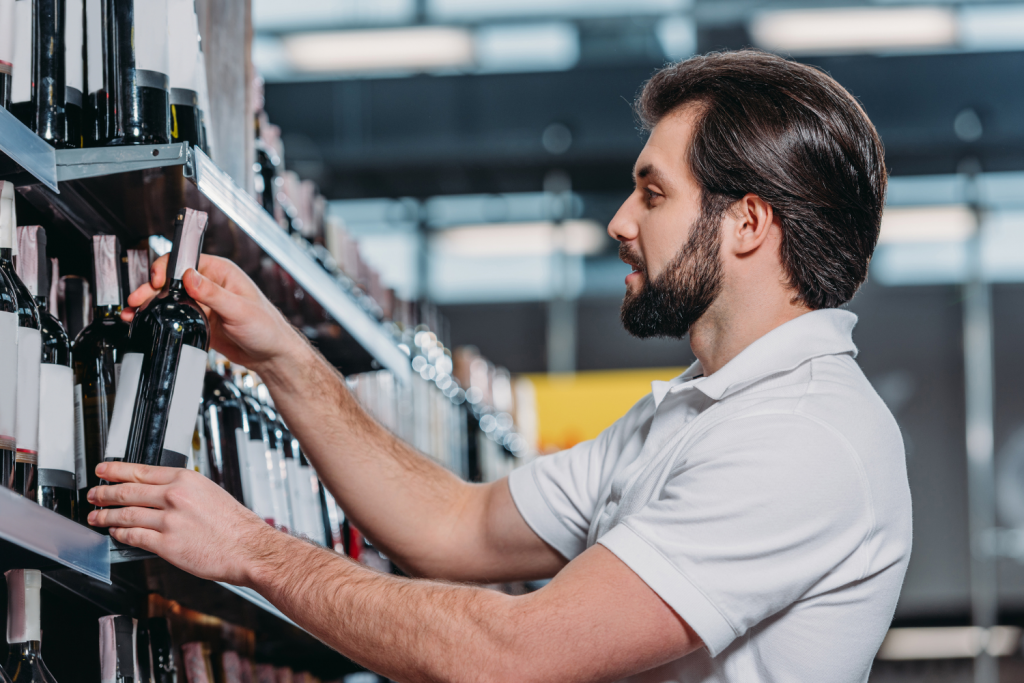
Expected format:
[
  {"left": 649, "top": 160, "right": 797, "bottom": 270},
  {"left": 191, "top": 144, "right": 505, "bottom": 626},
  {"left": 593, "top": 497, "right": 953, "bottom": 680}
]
[
  {"left": 0, "top": 486, "right": 109, "bottom": 583},
  {"left": 185, "top": 146, "right": 412, "bottom": 383},
  {"left": 0, "top": 107, "right": 58, "bottom": 191}
]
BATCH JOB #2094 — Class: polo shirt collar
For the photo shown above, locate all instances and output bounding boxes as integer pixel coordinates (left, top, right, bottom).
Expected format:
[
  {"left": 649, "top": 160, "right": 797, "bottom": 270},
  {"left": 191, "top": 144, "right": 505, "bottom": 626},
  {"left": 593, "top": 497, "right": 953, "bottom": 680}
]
[{"left": 651, "top": 309, "right": 858, "bottom": 407}]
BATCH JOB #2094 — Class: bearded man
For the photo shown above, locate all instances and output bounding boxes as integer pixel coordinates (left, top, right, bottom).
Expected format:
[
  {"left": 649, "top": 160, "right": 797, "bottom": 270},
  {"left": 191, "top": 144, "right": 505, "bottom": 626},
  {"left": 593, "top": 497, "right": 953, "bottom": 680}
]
[{"left": 89, "top": 50, "right": 912, "bottom": 683}]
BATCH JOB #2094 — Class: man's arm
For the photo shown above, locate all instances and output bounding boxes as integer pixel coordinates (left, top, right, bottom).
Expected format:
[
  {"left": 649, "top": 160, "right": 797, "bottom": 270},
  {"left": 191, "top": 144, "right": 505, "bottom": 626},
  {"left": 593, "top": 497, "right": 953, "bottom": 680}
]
[
  {"left": 88, "top": 463, "right": 703, "bottom": 683},
  {"left": 125, "top": 257, "right": 564, "bottom": 582}
]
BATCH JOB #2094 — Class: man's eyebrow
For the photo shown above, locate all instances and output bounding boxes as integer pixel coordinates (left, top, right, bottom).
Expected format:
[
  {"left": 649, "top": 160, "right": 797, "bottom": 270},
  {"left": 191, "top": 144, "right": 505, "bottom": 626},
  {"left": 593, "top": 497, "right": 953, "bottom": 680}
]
[{"left": 632, "top": 163, "right": 668, "bottom": 186}]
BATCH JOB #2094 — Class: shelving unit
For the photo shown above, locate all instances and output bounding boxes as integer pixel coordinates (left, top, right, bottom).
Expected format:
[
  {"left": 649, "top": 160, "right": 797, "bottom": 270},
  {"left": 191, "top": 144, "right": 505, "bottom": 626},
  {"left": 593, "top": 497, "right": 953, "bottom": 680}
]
[{"left": 0, "top": 110, "right": 396, "bottom": 675}]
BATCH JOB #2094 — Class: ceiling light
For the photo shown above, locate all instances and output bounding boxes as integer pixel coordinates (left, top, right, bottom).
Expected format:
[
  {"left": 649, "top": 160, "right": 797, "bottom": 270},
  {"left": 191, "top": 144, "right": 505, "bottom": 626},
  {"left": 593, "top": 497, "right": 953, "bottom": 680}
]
[
  {"left": 283, "top": 26, "right": 474, "bottom": 74},
  {"left": 432, "top": 220, "right": 607, "bottom": 257},
  {"left": 750, "top": 6, "right": 958, "bottom": 55},
  {"left": 878, "top": 205, "right": 976, "bottom": 244}
]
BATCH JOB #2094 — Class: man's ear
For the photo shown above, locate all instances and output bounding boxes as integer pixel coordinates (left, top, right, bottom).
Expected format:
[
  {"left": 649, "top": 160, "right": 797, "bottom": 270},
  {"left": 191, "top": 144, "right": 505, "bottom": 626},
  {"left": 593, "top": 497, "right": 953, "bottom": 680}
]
[{"left": 726, "top": 194, "right": 775, "bottom": 256}]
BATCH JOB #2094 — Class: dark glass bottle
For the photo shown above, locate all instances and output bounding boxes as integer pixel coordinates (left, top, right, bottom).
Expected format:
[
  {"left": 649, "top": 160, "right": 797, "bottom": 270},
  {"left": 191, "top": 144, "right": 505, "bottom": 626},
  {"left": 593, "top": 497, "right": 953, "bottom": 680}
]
[
  {"left": 230, "top": 367, "right": 275, "bottom": 527},
  {"left": 64, "top": 0, "right": 83, "bottom": 148},
  {"left": 105, "top": 208, "right": 209, "bottom": 468},
  {"left": 16, "top": 226, "right": 75, "bottom": 518},
  {"left": 202, "top": 356, "right": 250, "bottom": 505},
  {"left": 83, "top": 0, "right": 109, "bottom": 146},
  {"left": 9, "top": 0, "right": 32, "bottom": 125},
  {"left": 31, "top": 0, "right": 68, "bottom": 148},
  {"left": 98, "top": 615, "right": 138, "bottom": 683},
  {"left": 147, "top": 618, "right": 179, "bottom": 683},
  {"left": 0, "top": 0, "right": 12, "bottom": 111},
  {"left": 0, "top": 183, "right": 22, "bottom": 492},
  {"left": 0, "top": 202, "right": 41, "bottom": 499},
  {"left": 106, "top": 0, "right": 171, "bottom": 146},
  {"left": 136, "top": 621, "right": 154, "bottom": 683},
  {"left": 255, "top": 381, "right": 291, "bottom": 532},
  {"left": 73, "top": 235, "right": 129, "bottom": 524},
  {"left": 4, "top": 570, "right": 57, "bottom": 683}
]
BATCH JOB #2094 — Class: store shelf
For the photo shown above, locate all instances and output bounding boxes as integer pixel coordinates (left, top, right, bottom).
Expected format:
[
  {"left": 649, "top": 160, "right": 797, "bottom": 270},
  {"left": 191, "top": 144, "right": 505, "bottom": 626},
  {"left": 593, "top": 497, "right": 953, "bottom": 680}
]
[
  {"left": 0, "top": 116, "right": 410, "bottom": 381},
  {"left": 218, "top": 582, "right": 297, "bottom": 628},
  {"left": 0, "top": 486, "right": 109, "bottom": 583},
  {"left": 0, "top": 106, "right": 58, "bottom": 192}
]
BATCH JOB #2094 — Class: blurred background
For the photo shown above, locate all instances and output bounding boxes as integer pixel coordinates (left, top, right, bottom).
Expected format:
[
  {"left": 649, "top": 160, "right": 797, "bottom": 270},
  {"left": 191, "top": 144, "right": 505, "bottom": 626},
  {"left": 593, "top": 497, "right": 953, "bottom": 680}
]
[{"left": 249, "top": 0, "right": 1024, "bottom": 680}]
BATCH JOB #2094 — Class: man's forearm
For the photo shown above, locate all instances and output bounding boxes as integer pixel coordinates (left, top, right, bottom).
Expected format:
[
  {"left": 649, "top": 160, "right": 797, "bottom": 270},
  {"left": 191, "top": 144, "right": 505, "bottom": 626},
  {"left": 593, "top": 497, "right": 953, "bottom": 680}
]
[{"left": 253, "top": 337, "right": 482, "bottom": 578}]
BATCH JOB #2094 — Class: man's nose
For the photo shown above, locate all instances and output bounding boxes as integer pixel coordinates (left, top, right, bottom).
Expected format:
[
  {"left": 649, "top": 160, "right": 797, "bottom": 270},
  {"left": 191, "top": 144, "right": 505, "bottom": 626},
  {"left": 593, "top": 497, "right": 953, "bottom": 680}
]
[{"left": 608, "top": 192, "right": 640, "bottom": 243}]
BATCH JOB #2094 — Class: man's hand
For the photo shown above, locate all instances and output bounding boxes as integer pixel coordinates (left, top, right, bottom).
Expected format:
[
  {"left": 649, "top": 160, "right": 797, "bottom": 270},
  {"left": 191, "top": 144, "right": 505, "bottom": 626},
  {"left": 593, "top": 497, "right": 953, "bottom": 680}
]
[
  {"left": 87, "top": 461, "right": 273, "bottom": 586},
  {"left": 123, "top": 254, "right": 304, "bottom": 375}
]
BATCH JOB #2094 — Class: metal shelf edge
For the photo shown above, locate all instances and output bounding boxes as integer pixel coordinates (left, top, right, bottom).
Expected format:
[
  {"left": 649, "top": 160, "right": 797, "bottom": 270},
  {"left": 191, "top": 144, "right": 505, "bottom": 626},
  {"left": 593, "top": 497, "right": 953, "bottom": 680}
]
[
  {"left": 55, "top": 143, "right": 188, "bottom": 182},
  {"left": 0, "top": 107, "right": 58, "bottom": 192},
  {"left": 217, "top": 582, "right": 298, "bottom": 628},
  {"left": 0, "top": 487, "right": 109, "bottom": 583},
  {"left": 187, "top": 147, "right": 412, "bottom": 383}
]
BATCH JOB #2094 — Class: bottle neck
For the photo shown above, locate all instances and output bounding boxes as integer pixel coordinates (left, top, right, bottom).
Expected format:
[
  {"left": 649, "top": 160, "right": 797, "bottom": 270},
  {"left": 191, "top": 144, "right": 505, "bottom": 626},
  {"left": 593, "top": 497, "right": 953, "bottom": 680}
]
[
  {"left": 1, "top": 247, "right": 11, "bottom": 262},
  {"left": 13, "top": 640, "right": 42, "bottom": 657},
  {"left": 94, "top": 304, "right": 123, "bottom": 319},
  {"left": 165, "top": 278, "right": 185, "bottom": 294},
  {"left": 34, "top": 295, "right": 47, "bottom": 313}
]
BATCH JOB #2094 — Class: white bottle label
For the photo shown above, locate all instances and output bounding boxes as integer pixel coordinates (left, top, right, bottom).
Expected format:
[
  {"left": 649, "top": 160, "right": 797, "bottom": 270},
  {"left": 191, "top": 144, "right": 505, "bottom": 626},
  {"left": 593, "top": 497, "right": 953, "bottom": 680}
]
[
  {"left": 285, "top": 458, "right": 306, "bottom": 537},
  {"left": 303, "top": 465, "right": 324, "bottom": 542},
  {"left": 160, "top": 344, "right": 207, "bottom": 468},
  {"left": 0, "top": 311, "right": 18, "bottom": 450},
  {"left": 103, "top": 352, "right": 143, "bottom": 462},
  {"left": 37, "top": 364, "right": 76, "bottom": 489},
  {"left": 14, "top": 326, "right": 41, "bottom": 462},
  {"left": 231, "top": 426, "right": 252, "bottom": 503},
  {"left": 74, "top": 383, "right": 87, "bottom": 488},
  {"left": 269, "top": 447, "right": 291, "bottom": 531},
  {"left": 245, "top": 437, "right": 275, "bottom": 526}
]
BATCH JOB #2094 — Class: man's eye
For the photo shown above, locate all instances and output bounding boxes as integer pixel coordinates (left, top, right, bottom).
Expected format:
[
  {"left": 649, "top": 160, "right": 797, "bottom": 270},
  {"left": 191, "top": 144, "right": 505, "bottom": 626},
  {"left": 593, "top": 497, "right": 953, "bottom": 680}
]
[{"left": 645, "top": 189, "right": 662, "bottom": 203}]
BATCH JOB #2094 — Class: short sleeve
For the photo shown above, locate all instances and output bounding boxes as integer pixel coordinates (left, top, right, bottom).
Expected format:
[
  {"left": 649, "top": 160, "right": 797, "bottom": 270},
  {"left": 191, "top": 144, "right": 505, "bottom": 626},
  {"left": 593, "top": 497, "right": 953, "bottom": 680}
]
[
  {"left": 509, "top": 395, "right": 655, "bottom": 560},
  {"left": 597, "top": 413, "right": 874, "bottom": 657}
]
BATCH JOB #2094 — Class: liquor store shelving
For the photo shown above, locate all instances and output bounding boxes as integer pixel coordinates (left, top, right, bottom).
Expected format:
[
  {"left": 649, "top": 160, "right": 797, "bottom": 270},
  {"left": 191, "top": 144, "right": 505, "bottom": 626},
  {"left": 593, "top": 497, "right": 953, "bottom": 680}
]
[{"left": 0, "top": 105, "right": 398, "bottom": 675}]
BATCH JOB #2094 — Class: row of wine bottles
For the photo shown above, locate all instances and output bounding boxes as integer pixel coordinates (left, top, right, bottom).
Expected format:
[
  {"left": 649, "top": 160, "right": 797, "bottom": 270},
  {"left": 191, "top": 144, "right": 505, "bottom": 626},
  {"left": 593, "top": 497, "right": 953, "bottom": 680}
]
[
  {"left": 3, "top": 569, "right": 339, "bottom": 683},
  {"left": 0, "top": 0, "right": 210, "bottom": 150}
]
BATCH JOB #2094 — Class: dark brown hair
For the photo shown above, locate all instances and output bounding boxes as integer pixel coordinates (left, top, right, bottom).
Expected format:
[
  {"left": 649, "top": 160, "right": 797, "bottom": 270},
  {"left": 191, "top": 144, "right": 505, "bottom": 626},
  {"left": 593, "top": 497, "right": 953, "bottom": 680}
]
[{"left": 636, "top": 50, "right": 887, "bottom": 309}]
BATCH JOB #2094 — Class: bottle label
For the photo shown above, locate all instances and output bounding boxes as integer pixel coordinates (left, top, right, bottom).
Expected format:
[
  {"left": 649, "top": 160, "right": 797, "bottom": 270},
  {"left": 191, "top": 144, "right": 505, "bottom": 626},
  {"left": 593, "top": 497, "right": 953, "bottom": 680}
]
[
  {"left": 73, "top": 383, "right": 87, "bottom": 488},
  {"left": 15, "top": 326, "right": 41, "bottom": 459},
  {"left": 244, "top": 436, "right": 275, "bottom": 526},
  {"left": 231, "top": 426, "right": 252, "bottom": 505},
  {"left": 160, "top": 344, "right": 208, "bottom": 468},
  {"left": 37, "top": 364, "right": 76, "bottom": 489},
  {"left": 0, "top": 311, "right": 18, "bottom": 450},
  {"left": 302, "top": 465, "right": 324, "bottom": 542},
  {"left": 6, "top": 569, "right": 41, "bottom": 643},
  {"left": 103, "top": 352, "right": 144, "bottom": 462},
  {"left": 269, "top": 447, "right": 291, "bottom": 531},
  {"left": 285, "top": 457, "right": 305, "bottom": 536}
]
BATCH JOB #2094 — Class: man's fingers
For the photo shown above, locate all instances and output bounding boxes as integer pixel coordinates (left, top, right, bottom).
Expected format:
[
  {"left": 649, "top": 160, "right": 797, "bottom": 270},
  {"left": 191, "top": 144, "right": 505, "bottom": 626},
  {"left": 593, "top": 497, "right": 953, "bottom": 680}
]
[
  {"left": 89, "top": 506, "right": 165, "bottom": 531},
  {"left": 126, "top": 282, "right": 160, "bottom": 309},
  {"left": 87, "top": 481, "right": 167, "bottom": 508},
  {"left": 96, "top": 461, "right": 180, "bottom": 485},
  {"left": 183, "top": 269, "right": 254, "bottom": 326},
  {"left": 108, "top": 526, "right": 163, "bottom": 552},
  {"left": 150, "top": 254, "right": 169, "bottom": 290}
]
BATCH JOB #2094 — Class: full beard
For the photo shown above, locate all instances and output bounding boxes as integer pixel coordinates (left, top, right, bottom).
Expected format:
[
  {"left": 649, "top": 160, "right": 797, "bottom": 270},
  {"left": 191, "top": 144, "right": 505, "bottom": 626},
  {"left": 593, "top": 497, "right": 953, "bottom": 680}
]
[{"left": 620, "top": 210, "right": 724, "bottom": 339}]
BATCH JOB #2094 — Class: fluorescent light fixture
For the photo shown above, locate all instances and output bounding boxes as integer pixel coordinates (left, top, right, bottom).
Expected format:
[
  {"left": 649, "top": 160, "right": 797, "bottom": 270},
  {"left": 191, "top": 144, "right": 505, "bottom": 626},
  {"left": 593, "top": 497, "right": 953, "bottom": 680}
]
[
  {"left": 961, "top": 4, "right": 1024, "bottom": 51},
  {"left": 253, "top": 0, "right": 414, "bottom": 32},
  {"left": 283, "top": 26, "right": 474, "bottom": 74},
  {"left": 475, "top": 22, "right": 579, "bottom": 73},
  {"left": 430, "top": 0, "right": 688, "bottom": 21},
  {"left": 877, "top": 626, "right": 1022, "bottom": 660},
  {"left": 878, "top": 205, "right": 976, "bottom": 244},
  {"left": 432, "top": 220, "right": 607, "bottom": 258},
  {"left": 750, "top": 6, "right": 957, "bottom": 55}
]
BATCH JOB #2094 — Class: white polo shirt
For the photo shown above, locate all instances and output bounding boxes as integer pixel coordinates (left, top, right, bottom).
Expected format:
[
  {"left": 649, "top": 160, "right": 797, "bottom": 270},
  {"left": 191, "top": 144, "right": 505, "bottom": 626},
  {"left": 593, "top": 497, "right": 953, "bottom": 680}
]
[{"left": 509, "top": 309, "right": 912, "bottom": 683}]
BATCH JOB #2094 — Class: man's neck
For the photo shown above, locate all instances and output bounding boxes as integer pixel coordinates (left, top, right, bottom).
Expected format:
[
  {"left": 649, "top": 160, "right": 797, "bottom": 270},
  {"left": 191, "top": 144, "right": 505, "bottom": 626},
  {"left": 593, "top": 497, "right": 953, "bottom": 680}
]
[{"left": 690, "top": 293, "right": 812, "bottom": 376}]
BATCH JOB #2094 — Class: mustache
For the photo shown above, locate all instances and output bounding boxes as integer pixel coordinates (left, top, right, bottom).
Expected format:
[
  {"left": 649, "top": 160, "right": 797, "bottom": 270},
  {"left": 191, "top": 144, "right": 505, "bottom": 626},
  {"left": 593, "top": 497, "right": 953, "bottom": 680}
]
[{"left": 619, "top": 243, "right": 646, "bottom": 274}]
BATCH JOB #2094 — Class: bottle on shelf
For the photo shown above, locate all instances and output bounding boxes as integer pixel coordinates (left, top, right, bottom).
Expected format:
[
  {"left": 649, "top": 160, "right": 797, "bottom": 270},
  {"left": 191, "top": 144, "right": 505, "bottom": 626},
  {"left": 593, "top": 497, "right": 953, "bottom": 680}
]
[
  {"left": 253, "top": 665, "right": 274, "bottom": 683},
  {"left": 64, "top": 0, "right": 83, "bottom": 148},
  {"left": 230, "top": 367, "right": 277, "bottom": 528},
  {"left": 146, "top": 617, "right": 179, "bottom": 683},
  {"left": 9, "top": 0, "right": 32, "bottom": 126},
  {"left": 0, "top": 188, "right": 41, "bottom": 499},
  {"left": 137, "top": 621, "right": 155, "bottom": 683},
  {"left": 31, "top": 0, "right": 68, "bottom": 148},
  {"left": 254, "top": 380, "right": 291, "bottom": 532},
  {"left": 16, "top": 226, "right": 75, "bottom": 519},
  {"left": 319, "top": 482, "right": 343, "bottom": 553},
  {"left": 166, "top": 0, "right": 202, "bottom": 148},
  {"left": 0, "top": 0, "right": 14, "bottom": 110},
  {"left": 73, "top": 235, "right": 130, "bottom": 524},
  {"left": 201, "top": 354, "right": 251, "bottom": 506},
  {"left": 104, "top": 208, "right": 209, "bottom": 468},
  {"left": 4, "top": 569, "right": 57, "bottom": 683},
  {"left": 98, "top": 615, "right": 139, "bottom": 683},
  {"left": 0, "top": 183, "right": 22, "bottom": 491},
  {"left": 56, "top": 274, "right": 91, "bottom": 340},
  {"left": 180, "top": 643, "right": 213, "bottom": 683},
  {"left": 83, "top": 0, "right": 108, "bottom": 145},
  {"left": 106, "top": 0, "right": 171, "bottom": 145}
]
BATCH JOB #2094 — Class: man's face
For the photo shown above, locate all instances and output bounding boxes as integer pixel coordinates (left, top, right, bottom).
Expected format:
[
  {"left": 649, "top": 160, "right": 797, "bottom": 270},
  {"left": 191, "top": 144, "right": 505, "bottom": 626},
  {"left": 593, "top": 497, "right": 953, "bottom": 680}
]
[{"left": 607, "top": 107, "right": 724, "bottom": 339}]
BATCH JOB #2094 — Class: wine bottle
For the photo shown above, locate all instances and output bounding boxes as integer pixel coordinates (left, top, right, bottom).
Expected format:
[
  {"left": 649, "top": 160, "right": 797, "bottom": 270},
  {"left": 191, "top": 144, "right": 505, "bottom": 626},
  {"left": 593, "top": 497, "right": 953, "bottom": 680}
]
[
  {"left": 136, "top": 622, "right": 154, "bottom": 683},
  {"left": 254, "top": 379, "right": 291, "bottom": 531},
  {"left": 180, "top": 643, "right": 212, "bottom": 683},
  {"left": 0, "top": 0, "right": 14, "bottom": 110},
  {"left": 146, "top": 618, "right": 178, "bottom": 683},
  {"left": 10, "top": 0, "right": 31, "bottom": 126},
  {"left": 320, "top": 482, "right": 342, "bottom": 552},
  {"left": 16, "top": 226, "right": 76, "bottom": 519},
  {"left": 283, "top": 431, "right": 322, "bottom": 541},
  {"left": 4, "top": 570, "right": 57, "bottom": 683},
  {"left": 73, "top": 235, "right": 130, "bottom": 523},
  {"left": 106, "top": 0, "right": 171, "bottom": 145},
  {"left": 253, "top": 665, "right": 274, "bottom": 683},
  {"left": 201, "top": 355, "right": 250, "bottom": 505},
  {"left": 219, "top": 653, "right": 241, "bottom": 683},
  {"left": 166, "top": 0, "right": 200, "bottom": 148},
  {"left": 83, "top": 0, "right": 107, "bottom": 145},
  {"left": 57, "top": 274, "right": 90, "bottom": 340},
  {"left": 105, "top": 209, "right": 209, "bottom": 468},
  {"left": 98, "top": 615, "right": 138, "bottom": 683},
  {"left": 230, "top": 367, "right": 277, "bottom": 528},
  {"left": 64, "top": 0, "right": 83, "bottom": 148},
  {"left": 0, "top": 183, "right": 21, "bottom": 492},
  {"left": 31, "top": 0, "right": 68, "bottom": 148},
  {"left": 0, "top": 186, "right": 41, "bottom": 498}
]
